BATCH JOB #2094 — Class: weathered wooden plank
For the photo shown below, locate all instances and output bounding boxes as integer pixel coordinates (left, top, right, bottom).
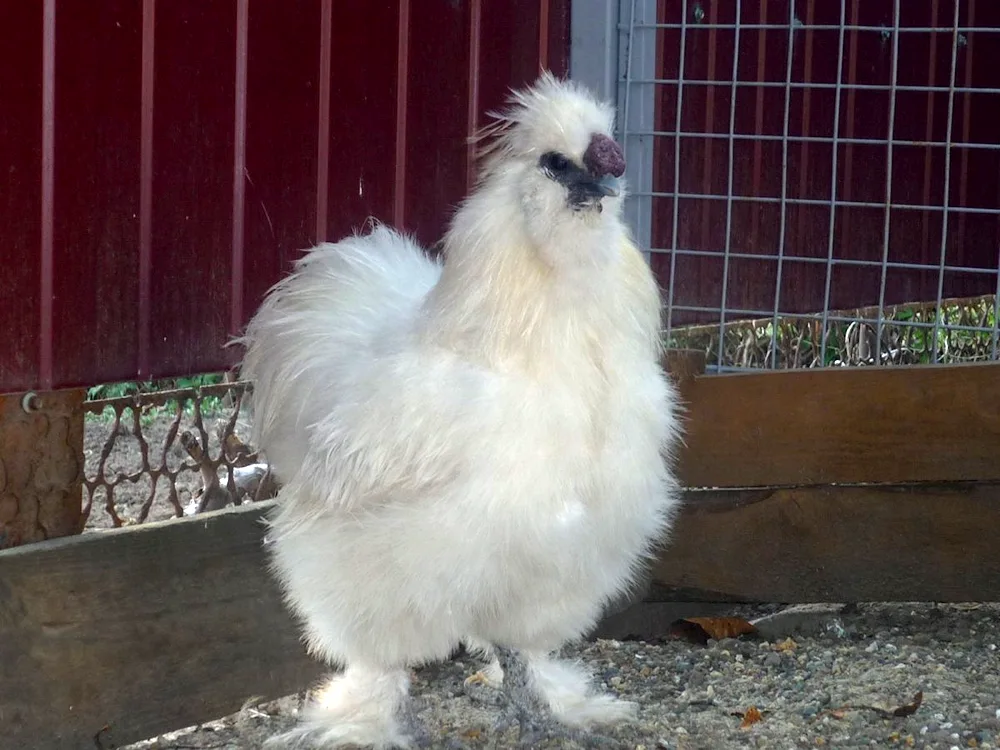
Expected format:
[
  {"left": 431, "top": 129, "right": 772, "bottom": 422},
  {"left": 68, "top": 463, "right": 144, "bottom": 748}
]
[
  {"left": 0, "top": 502, "right": 322, "bottom": 750},
  {"left": 4, "top": 478, "right": 999, "bottom": 748},
  {"left": 654, "top": 482, "right": 1000, "bottom": 602},
  {"left": 677, "top": 362, "right": 1000, "bottom": 488}
]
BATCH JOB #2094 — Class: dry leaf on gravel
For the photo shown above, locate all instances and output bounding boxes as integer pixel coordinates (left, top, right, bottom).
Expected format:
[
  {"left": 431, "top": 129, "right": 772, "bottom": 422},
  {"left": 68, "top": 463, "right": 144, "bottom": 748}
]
[
  {"left": 738, "top": 706, "right": 763, "bottom": 729},
  {"left": 887, "top": 691, "right": 924, "bottom": 718},
  {"left": 669, "top": 617, "right": 758, "bottom": 645}
]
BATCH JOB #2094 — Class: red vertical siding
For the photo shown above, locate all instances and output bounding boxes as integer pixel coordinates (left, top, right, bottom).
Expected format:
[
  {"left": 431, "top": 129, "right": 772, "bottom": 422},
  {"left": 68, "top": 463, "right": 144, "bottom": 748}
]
[
  {"left": 51, "top": 0, "right": 142, "bottom": 389},
  {"left": 147, "top": 1, "right": 237, "bottom": 378},
  {"left": 0, "top": 0, "right": 569, "bottom": 393},
  {"left": 0, "top": 3, "right": 43, "bottom": 392},
  {"left": 403, "top": 0, "right": 473, "bottom": 246},
  {"left": 325, "top": 0, "right": 401, "bottom": 241},
  {"left": 241, "top": 0, "right": 322, "bottom": 319}
]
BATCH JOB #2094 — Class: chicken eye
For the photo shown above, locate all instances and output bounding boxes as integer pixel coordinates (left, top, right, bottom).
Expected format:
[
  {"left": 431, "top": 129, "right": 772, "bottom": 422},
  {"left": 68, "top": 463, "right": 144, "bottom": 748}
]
[{"left": 540, "top": 151, "right": 571, "bottom": 176}]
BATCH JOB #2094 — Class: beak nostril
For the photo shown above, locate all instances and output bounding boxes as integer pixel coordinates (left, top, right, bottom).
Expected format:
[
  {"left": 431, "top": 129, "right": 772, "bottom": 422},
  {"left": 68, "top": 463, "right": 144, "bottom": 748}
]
[{"left": 583, "top": 133, "right": 626, "bottom": 179}]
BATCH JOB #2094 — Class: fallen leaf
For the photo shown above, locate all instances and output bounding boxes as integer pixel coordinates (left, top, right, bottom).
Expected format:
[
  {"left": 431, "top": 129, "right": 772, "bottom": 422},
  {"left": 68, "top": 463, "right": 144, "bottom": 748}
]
[
  {"left": 739, "top": 706, "right": 763, "bottom": 729},
  {"left": 669, "top": 617, "right": 758, "bottom": 645},
  {"left": 775, "top": 637, "right": 798, "bottom": 652},
  {"left": 891, "top": 691, "right": 923, "bottom": 718}
]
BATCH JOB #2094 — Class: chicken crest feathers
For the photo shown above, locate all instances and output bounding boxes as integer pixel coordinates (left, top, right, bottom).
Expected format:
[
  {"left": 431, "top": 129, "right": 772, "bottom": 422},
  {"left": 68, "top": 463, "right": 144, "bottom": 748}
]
[{"left": 471, "top": 71, "right": 617, "bottom": 177}]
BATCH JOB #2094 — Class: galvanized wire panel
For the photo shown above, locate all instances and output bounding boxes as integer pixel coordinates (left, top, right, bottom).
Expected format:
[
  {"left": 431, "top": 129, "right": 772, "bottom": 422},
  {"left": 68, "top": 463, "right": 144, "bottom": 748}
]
[{"left": 617, "top": 0, "right": 1000, "bottom": 370}]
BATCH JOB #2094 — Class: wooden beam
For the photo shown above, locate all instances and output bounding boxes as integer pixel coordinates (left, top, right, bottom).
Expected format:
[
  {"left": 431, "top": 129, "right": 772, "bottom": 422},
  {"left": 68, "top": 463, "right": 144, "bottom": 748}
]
[
  {"left": 676, "top": 362, "right": 1000, "bottom": 488},
  {"left": 0, "top": 502, "right": 322, "bottom": 750},
  {"left": 4, "top": 479, "right": 1000, "bottom": 748},
  {"left": 654, "top": 482, "right": 1000, "bottom": 602}
]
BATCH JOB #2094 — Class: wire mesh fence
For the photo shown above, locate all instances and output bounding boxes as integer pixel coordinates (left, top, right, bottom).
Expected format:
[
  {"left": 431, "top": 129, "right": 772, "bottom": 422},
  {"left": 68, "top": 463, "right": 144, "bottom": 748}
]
[{"left": 618, "top": 0, "right": 1000, "bottom": 371}]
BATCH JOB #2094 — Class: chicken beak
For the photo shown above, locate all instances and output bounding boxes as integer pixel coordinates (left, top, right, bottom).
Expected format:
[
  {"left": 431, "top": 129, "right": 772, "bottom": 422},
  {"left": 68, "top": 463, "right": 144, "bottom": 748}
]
[
  {"left": 567, "top": 172, "right": 622, "bottom": 208},
  {"left": 593, "top": 174, "right": 621, "bottom": 198}
]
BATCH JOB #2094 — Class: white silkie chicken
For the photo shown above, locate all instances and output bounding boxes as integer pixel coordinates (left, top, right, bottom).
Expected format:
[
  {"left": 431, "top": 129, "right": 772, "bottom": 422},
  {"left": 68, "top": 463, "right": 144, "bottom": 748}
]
[{"left": 240, "top": 73, "right": 682, "bottom": 748}]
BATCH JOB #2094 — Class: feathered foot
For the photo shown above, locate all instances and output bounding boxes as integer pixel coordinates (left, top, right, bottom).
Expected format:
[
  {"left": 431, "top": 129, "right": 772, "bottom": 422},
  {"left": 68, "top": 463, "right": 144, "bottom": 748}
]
[
  {"left": 263, "top": 665, "right": 431, "bottom": 749},
  {"left": 491, "top": 647, "right": 632, "bottom": 748}
]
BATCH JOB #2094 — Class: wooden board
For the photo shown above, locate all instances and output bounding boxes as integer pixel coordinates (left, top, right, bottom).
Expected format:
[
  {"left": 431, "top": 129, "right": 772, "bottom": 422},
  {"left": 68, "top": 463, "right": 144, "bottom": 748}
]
[
  {"left": 654, "top": 482, "right": 1000, "bottom": 602},
  {"left": 0, "top": 502, "right": 322, "bottom": 750},
  {"left": 4, "top": 479, "right": 1000, "bottom": 747},
  {"left": 676, "top": 362, "right": 1000, "bottom": 488}
]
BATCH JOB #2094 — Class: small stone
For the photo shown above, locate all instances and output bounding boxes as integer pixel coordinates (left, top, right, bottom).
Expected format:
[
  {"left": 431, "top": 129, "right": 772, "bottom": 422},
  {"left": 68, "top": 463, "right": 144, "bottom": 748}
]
[
  {"left": 865, "top": 641, "right": 879, "bottom": 653},
  {"left": 764, "top": 652, "right": 782, "bottom": 668}
]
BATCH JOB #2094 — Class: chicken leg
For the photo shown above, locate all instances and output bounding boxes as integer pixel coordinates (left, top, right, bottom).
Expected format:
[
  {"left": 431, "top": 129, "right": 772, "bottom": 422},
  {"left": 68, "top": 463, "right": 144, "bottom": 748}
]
[
  {"left": 491, "top": 647, "right": 627, "bottom": 748},
  {"left": 263, "top": 665, "right": 428, "bottom": 750}
]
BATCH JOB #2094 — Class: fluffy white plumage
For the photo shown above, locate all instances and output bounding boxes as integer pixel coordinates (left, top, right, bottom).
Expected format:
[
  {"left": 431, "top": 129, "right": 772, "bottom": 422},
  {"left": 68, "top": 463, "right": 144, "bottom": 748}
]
[{"left": 240, "top": 73, "right": 683, "bottom": 748}]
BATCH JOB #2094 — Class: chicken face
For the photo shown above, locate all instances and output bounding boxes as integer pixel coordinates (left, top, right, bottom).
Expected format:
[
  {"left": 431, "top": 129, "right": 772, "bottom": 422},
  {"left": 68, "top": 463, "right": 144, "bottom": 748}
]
[{"left": 537, "top": 132, "right": 625, "bottom": 213}]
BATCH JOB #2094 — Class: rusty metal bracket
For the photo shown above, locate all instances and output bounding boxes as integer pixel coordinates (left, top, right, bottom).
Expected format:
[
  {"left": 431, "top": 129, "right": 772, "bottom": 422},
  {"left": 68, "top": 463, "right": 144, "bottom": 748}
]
[{"left": 0, "top": 388, "right": 85, "bottom": 549}]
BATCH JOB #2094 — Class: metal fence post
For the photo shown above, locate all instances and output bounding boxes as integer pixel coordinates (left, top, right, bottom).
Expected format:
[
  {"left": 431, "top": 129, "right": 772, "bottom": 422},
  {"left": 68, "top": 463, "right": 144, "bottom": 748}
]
[{"left": 570, "top": 0, "right": 656, "bottom": 258}]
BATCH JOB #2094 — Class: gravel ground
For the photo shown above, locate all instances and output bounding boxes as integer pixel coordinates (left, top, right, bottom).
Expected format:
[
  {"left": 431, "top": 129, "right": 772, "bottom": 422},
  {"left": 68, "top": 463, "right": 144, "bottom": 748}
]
[
  {"left": 121, "top": 602, "right": 1000, "bottom": 750},
  {"left": 86, "top": 415, "right": 1000, "bottom": 750}
]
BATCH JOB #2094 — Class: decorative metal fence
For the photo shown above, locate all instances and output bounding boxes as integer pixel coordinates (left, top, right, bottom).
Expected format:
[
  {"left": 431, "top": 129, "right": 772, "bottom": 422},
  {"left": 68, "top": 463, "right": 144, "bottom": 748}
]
[
  {"left": 612, "top": 0, "right": 1000, "bottom": 370},
  {"left": 81, "top": 381, "right": 270, "bottom": 529}
]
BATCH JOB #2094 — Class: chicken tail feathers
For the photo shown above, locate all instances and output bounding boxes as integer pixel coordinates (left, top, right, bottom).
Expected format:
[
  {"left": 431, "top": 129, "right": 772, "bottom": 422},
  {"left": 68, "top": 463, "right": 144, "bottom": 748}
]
[{"left": 237, "top": 223, "right": 442, "bottom": 484}]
